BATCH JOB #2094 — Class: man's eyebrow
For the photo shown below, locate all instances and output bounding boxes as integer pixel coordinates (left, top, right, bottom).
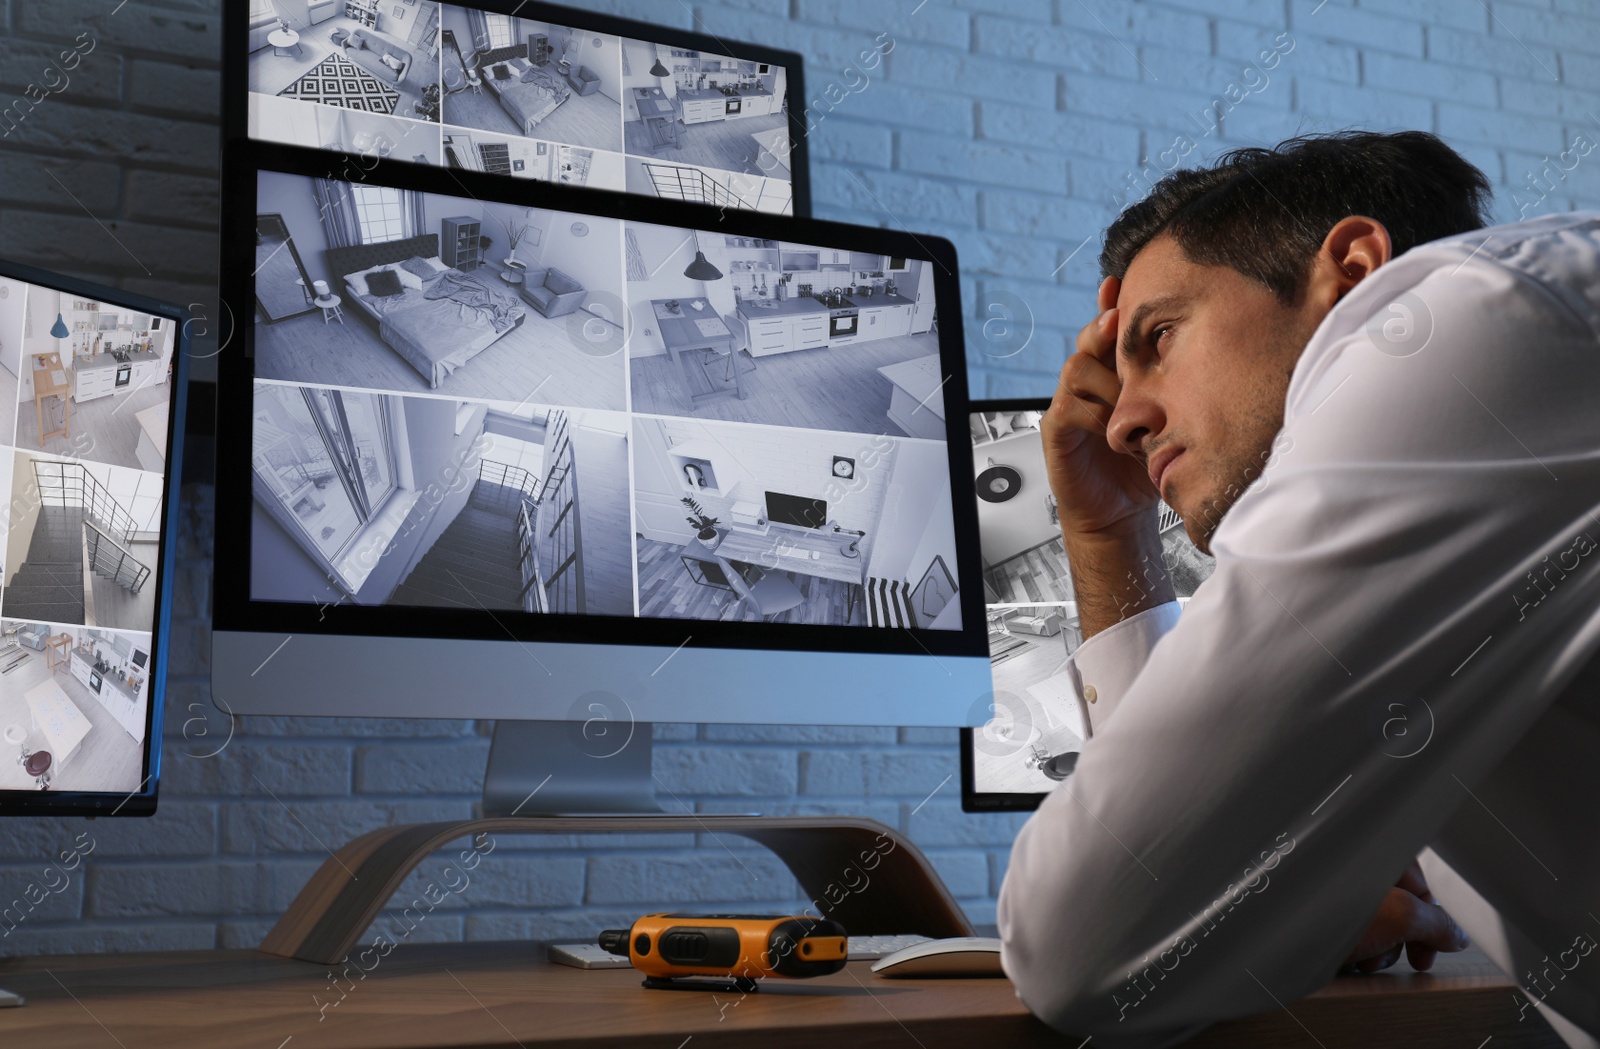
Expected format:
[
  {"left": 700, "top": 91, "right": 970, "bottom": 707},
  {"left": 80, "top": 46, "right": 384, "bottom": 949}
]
[{"left": 1116, "top": 295, "right": 1189, "bottom": 363}]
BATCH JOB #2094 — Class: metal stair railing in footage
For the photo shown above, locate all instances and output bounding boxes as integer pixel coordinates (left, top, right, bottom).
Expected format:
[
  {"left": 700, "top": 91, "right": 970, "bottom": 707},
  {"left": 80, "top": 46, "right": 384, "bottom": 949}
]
[{"left": 32, "top": 459, "right": 152, "bottom": 594}]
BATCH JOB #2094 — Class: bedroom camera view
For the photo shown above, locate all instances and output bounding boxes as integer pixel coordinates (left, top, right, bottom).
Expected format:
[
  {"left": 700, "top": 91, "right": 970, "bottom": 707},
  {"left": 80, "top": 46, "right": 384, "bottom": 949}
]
[
  {"left": 970, "top": 406, "right": 1214, "bottom": 794},
  {"left": 243, "top": 1, "right": 798, "bottom": 213},
  {"left": 0, "top": 272, "right": 168, "bottom": 796},
  {"left": 252, "top": 170, "right": 627, "bottom": 409},
  {"left": 247, "top": 176, "right": 961, "bottom": 629}
]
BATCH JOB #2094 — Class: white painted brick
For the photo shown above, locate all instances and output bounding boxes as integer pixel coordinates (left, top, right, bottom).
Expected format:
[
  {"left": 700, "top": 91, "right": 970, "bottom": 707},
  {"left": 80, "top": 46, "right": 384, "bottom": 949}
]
[
  {"left": 795, "top": 0, "right": 972, "bottom": 49},
  {"left": 354, "top": 740, "right": 492, "bottom": 795},
  {"left": 972, "top": 14, "right": 1130, "bottom": 77},
  {"left": 1058, "top": 1, "right": 1214, "bottom": 59},
  {"left": 1426, "top": 24, "right": 1560, "bottom": 80},
  {"left": 1439, "top": 100, "right": 1569, "bottom": 153},
  {"left": 1215, "top": 21, "right": 1360, "bottom": 84},
  {"left": 586, "top": 853, "right": 798, "bottom": 904},
  {"left": 1290, "top": 0, "right": 1424, "bottom": 57},
  {"left": 1362, "top": 49, "right": 1498, "bottom": 106},
  {"left": 800, "top": 749, "right": 956, "bottom": 795},
  {"left": 1296, "top": 77, "right": 1434, "bottom": 130}
]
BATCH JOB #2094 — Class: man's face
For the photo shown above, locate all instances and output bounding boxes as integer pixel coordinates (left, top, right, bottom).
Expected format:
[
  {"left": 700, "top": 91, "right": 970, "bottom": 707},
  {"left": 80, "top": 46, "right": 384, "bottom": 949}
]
[{"left": 1107, "top": 234, "right": 1331, "bottom": 553}]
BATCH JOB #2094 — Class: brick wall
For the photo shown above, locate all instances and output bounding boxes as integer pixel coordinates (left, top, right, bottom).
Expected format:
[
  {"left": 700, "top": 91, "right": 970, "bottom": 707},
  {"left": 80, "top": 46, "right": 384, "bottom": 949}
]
[{"left": 1, "top": 0, "right": 1597, "bottom": 956}]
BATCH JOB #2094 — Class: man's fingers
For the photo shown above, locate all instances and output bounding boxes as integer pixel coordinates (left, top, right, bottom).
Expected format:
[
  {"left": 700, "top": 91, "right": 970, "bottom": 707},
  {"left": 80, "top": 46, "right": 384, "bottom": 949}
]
[
  {"left": 1395, "top": 857, "right": 1434, "bottom": 904},
  {"left": 1358, "top": 945, "right": 1403, "bottom": 973},
  {"left": 1048, "top": 342, "right": 1123, "bottom": 443},
  {"left": 1343, "top": 888, "right": 1470, "bottom": 974},
  {"left": 1074, "top": 305, "right": 1118, "bottom": 360},
  {"left": 1096, "top": 275, "right": 1121, "bottom": 313}
]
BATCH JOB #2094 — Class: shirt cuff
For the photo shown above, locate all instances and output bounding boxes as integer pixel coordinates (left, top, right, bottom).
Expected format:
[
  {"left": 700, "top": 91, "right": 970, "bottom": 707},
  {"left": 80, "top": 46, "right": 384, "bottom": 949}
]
[{"left": 1067, "top": 600, "right": 1183, "bottom": 735}]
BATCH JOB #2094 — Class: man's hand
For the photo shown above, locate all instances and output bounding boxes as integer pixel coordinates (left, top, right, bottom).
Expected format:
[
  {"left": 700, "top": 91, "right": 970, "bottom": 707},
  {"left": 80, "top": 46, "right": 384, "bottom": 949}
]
[
  {"left": 1042, "top": 276, "right": 1161, "bottom": 536},
  {"left": 1339, "top": 858, "right": 1470, "bottom": 974},
  {"left": 1044, "top": 277, "right": 1175, "bottom": 638}
]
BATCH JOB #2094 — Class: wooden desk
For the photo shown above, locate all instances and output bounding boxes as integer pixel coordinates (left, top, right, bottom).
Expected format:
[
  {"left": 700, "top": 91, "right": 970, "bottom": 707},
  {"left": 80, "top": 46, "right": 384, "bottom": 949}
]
[
  {"left": 634, "top": 87, "right": 682, "bottom": 152},
  {"left": 714, "top": 524, "right": 864, "bottom": 586},
  {"left": 713, "top": 523, "right": 867, "bottom": 620},
  {"left": 44, "top": 633, "right": 72, "bottom": 674},
  {"left": 0, "top": 941, "right": 1564, "bottom": 1048},
  {"left": 650, "top": 297, "right": 739, "bottom": 409},
  {"left": 30, "top": 352, "right": 70, "bottom": 442}
]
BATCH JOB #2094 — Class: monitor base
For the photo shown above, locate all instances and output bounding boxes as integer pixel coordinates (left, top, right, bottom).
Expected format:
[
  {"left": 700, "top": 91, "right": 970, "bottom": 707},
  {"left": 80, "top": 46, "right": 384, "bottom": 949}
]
[{"left": 257, "top": 814, "right": 975, "bottom": 965}]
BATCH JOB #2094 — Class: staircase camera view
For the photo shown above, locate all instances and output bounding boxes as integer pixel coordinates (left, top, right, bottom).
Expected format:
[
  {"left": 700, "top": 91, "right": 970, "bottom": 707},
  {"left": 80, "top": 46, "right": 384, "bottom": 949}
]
[
  {"left": 969, "top": 407, "right": 1214, "bottom": 794},
  {"left": 247, "top": 178, "right": 962, "bottom": 630},
  {"left": 244, "top": 2, "right": 797, "bottom": 213},
  {"left": 0, "top": 272, "right": 169, "bottom": 796}
]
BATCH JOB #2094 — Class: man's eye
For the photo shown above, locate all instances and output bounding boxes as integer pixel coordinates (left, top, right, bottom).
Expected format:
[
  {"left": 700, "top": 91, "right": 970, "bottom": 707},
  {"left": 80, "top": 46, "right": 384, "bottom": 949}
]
[{"left": 1152, "top": 326, "right": 1173, "bottom": 349}]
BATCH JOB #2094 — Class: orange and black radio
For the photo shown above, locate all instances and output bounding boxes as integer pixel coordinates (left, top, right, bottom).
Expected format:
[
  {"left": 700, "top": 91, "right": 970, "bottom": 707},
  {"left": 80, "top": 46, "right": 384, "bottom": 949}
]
[{"left": 599, "top": 913, "right": 848, "bottom": 991}]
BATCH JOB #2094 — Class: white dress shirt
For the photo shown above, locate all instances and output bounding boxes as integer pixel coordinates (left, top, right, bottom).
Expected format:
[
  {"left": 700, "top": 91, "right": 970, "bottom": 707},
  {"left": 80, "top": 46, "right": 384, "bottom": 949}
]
[{"left": 997, "top": 211, "right": 1600, "bottom": 1049}]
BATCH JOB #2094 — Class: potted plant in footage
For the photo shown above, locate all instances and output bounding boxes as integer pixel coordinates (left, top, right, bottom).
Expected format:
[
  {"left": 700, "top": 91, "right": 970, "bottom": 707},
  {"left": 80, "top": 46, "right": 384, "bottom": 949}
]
[{"left": 682, "top": 496, "right": 722, "bottom": 547}]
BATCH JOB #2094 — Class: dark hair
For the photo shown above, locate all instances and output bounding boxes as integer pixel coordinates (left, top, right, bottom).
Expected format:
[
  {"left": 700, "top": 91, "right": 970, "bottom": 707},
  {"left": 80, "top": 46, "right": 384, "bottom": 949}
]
[{"left": 1100, "top": 131, "right": 1494, "bottom": 303}]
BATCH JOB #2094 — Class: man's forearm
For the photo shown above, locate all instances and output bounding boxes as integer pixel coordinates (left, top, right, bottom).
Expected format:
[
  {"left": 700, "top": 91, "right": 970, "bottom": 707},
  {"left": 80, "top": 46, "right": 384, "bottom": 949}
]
[{"left": 1065, "top": 513, "right": 1177, "bottom": 639}]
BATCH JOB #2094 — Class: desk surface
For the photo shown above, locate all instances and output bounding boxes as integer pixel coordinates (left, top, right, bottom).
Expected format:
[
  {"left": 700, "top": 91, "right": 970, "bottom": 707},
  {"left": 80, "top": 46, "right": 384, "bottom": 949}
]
[
  {"left": 714, "top": 523, "right": 864, "bottom": 585},
  {"left": 650, "top": 298, "right": 732, "bottom": 349},
  {"left": 0, "top": 941, "right": 1562, "bottom": 1049},
  {"left": 31, "top": 352, "right": 70, "bottom": 399}
]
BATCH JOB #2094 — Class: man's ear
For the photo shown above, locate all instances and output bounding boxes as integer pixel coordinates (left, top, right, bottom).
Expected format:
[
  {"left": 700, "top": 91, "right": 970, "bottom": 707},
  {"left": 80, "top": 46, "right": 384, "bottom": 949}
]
[{"left": 1319, "top": 216, "right": 1392, "bottom": 304}]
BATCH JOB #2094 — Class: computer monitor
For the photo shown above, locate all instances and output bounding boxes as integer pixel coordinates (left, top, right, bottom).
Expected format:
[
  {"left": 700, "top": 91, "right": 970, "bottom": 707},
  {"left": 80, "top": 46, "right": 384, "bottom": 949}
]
[
  {"left": 211, "top": 143, "right": 987, "bottom": 812},
  {"left": 960, "top": 398, "right": 1214, "bottom": 812},
  {"left": 0, "top": 259, "right": 191, "bottom": 817},
  {"left": 228, "top": 0, "right": 810, "bottom": 216}
]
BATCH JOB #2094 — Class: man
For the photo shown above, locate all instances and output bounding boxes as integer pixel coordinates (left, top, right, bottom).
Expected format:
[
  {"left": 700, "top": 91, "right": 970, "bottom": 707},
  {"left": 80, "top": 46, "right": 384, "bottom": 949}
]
[{"left": 996, "top": 131, "right": 1600, "bottom": 1049}]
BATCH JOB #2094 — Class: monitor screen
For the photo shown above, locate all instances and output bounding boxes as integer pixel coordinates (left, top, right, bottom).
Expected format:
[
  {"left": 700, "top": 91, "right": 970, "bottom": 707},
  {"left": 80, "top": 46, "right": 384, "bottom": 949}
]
[
  {"left": 212, "top": 149, "right": 990, "bottom": 727},
  {"left": 0, "top": 260, "right": 190, "bottom": 815},
  {"left": 765, "top": 492, "right": 827, "bottom": 530},
  {"left": 230, "top": 1, "right": 809, "bottom": 216},
  {"left": 961, "top": 399, "right": 1216, "bottom": 810}
]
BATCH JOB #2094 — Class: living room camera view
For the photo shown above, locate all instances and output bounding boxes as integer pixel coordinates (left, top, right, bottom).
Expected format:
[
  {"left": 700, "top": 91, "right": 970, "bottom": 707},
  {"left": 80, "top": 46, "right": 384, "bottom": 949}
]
[
  {"left": 624, "top": 222, "right": 942, "bottom": 437},
  {"left": 0, "top": 274, "right": 163, "bottom": 796},
  {"left": 252, "top": 170, "right": 627, "bottom": 409},
  {"left": 969, "top": 408, "right": 1213, "bottom": 793},
  {"left": 0, "top": 620, "right": 151, "bottom": 794},
  {"left": 243, "top": 2, "right": 797, "bottom": 210}
]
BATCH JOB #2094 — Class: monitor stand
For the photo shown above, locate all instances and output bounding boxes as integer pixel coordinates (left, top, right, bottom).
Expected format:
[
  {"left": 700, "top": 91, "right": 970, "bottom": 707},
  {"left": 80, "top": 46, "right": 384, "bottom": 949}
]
[
  {"left": 258, "top": 721, "right": 975, "bottom": 965},
  {"left": 480, "top": 717, "right": 662, "bottom": 815}
]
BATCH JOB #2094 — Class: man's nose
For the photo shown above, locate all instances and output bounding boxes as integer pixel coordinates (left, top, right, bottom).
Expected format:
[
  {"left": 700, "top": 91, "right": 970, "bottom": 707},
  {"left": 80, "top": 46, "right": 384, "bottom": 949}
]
[{"left": 1106, "top": 388, "right": 1163, "bottom": 457}]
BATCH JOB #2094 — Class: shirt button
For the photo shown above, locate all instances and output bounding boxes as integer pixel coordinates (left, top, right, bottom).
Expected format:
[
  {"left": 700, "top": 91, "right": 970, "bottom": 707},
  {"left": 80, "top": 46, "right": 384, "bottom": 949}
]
[{"left": 1083, "top": 685, "right": 1098, "bottom": 703}]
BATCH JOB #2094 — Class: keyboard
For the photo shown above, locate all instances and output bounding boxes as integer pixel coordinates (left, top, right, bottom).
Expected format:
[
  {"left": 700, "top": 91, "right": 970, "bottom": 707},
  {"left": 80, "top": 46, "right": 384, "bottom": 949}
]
[{"left": 846, "top": 934, "right": 933, "bottom": 960}]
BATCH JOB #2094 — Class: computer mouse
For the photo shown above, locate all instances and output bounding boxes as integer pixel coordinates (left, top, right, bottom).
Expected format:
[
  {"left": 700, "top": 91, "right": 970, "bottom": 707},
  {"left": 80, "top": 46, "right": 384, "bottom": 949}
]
[{"left": 870, "top": 936, "right": 1005, "bottom": 978}]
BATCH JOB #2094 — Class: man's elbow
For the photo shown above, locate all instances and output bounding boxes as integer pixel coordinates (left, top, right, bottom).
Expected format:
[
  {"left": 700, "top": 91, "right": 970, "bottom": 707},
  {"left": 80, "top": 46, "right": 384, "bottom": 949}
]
[{"left": 999, "top": 876, "right": 1204, "bottom": 1047}]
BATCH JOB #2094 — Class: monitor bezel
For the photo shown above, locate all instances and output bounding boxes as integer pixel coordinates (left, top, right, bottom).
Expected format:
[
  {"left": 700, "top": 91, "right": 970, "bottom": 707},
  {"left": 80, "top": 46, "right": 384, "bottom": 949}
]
[
  {"left": 961, "top": 396, "right": 1062, "bottom": 813},
  {"left": 0, "top": 258, "right": 192, "bottom": 818},
  {"left": 214, "top": 141, "right": 986, "bottom": 662},
  {"left": 221, "top": 0, "right": 813, "bottom": 218}
]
